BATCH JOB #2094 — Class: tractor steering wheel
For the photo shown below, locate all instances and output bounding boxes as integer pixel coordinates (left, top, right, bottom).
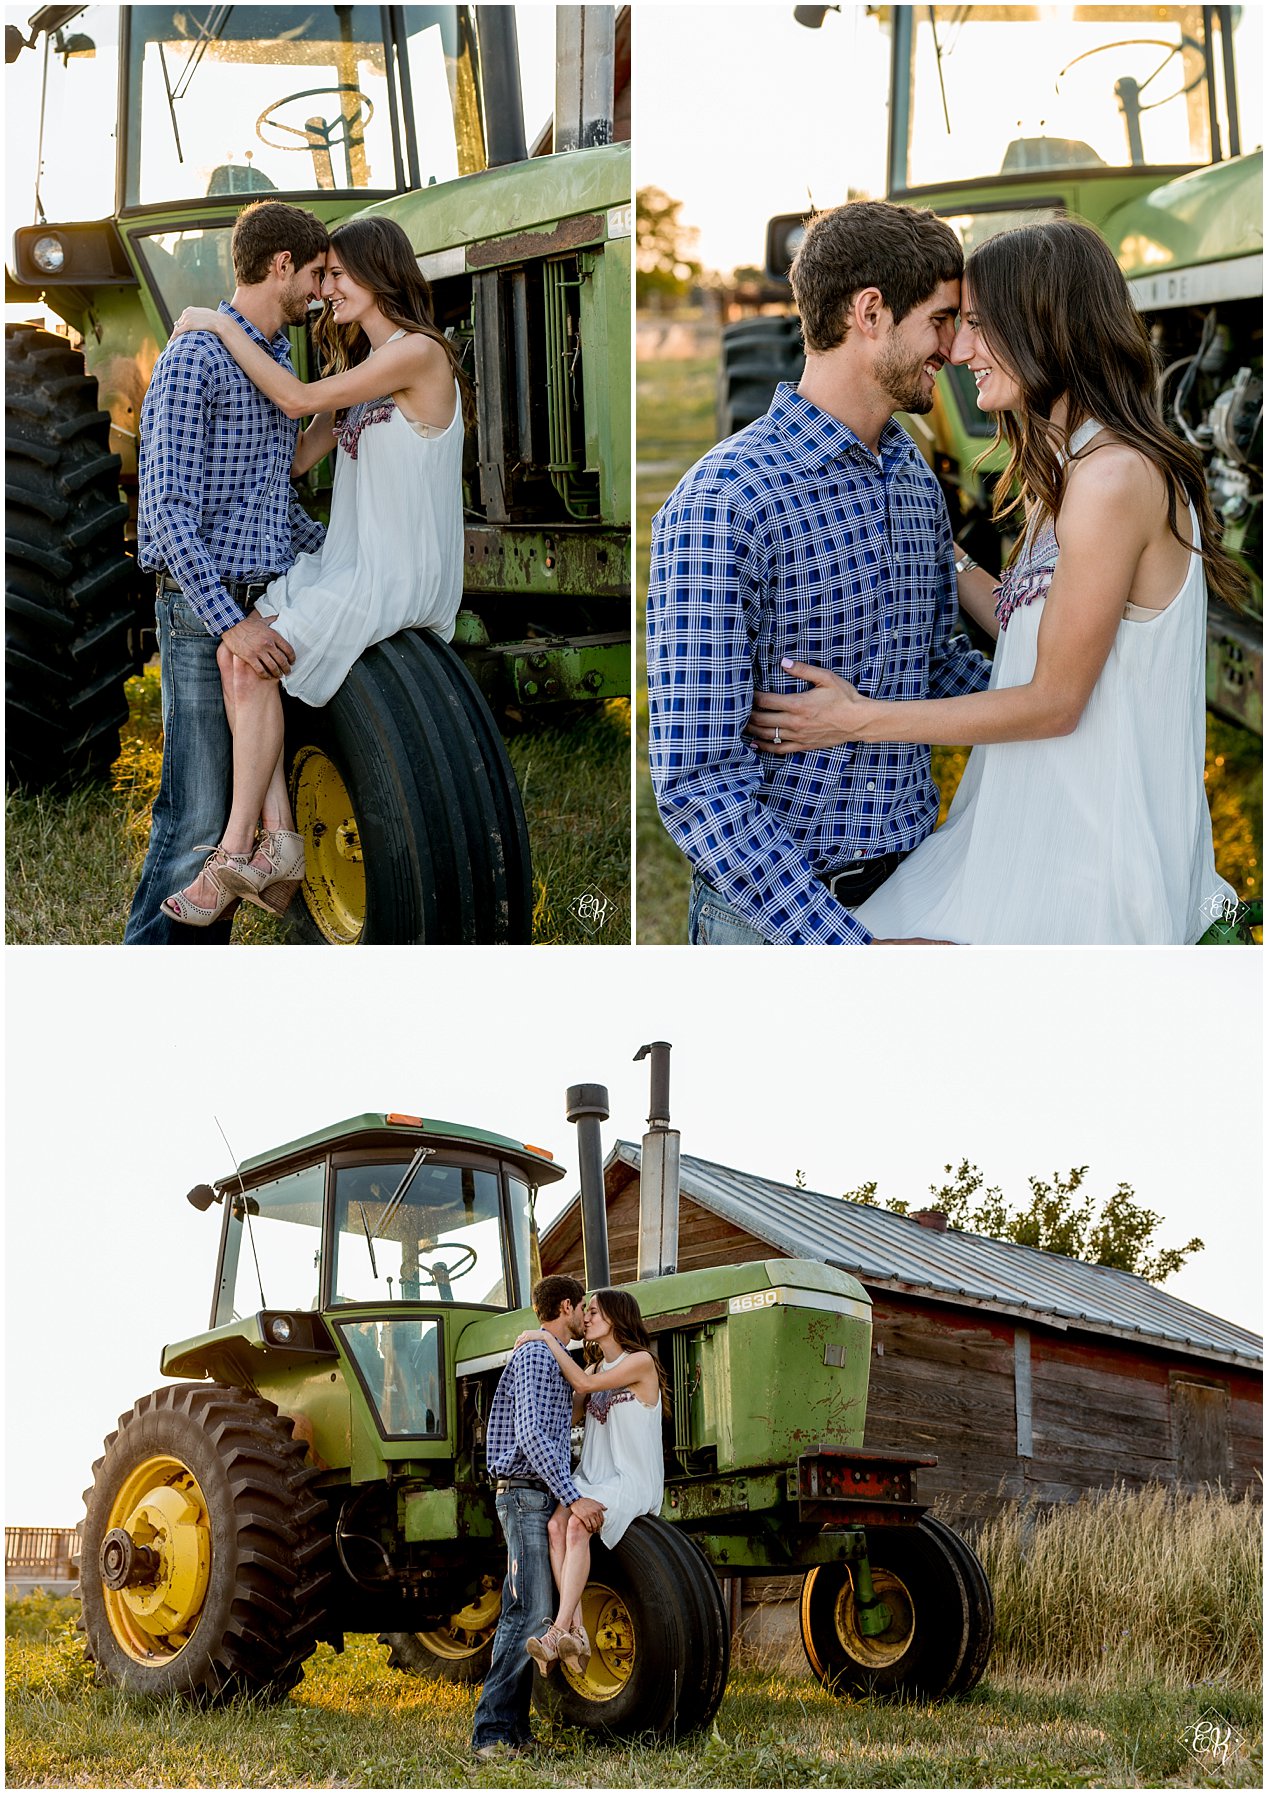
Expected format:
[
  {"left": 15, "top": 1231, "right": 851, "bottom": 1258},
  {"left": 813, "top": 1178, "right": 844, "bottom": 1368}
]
[
  {"left": 413, "top": 1242, "right": 479, "bottom": 1287},
  {"left": 255, "top": 87, "right": 375, "bottom": 152},
  {"left": 1055, "top": 36, "right": 1206, "bottom": 111}
]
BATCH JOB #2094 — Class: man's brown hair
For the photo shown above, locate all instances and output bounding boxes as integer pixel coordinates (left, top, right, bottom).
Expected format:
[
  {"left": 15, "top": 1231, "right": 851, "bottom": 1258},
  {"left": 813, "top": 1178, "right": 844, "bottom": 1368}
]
[
  {"left": 532, "top": 1274, "right": 586, "bottom": 1322},
  {"left": 790, "top": 199, "right": 962, "bottom": 353},
  {"left": 231, "top": 200, "right": 330, "bottom": 286}
]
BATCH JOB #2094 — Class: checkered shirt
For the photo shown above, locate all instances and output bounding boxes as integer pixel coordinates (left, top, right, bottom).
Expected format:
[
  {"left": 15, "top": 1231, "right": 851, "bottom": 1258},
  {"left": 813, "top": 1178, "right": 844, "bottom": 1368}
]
[
  {"left": 647, "top": 383, "right": 990, "bottom": 944},
  {"left": 137, "top": 302, "right": 326, "bottom": 634},
  {"left": 485, "top": 1340, "right": 580, "bottom": 1507}
]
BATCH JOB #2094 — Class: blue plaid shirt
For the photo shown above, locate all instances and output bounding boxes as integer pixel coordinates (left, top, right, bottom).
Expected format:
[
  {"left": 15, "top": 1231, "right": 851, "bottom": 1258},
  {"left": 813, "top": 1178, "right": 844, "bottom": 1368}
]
[
  {"left": 485, "top": 1340, "right": 580, "bottom": 1506},
  {"left": 137, "top": 302, "right": 325, "bottom": 635},
  {"left": 647, "top": 383, "right": 990, "bottom": 944}
]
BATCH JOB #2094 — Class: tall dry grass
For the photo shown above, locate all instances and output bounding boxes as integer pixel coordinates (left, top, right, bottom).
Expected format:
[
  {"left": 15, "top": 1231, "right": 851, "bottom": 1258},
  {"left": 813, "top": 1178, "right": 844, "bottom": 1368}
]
[{"left": 969, "top": 1484, "right": 1262, "bottom": 1688}]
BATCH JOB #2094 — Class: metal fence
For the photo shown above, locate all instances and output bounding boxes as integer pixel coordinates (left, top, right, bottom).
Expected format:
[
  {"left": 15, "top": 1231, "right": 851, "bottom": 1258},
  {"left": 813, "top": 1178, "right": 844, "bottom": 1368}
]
[{"left": 5, "top": 1526, "right": 79, "bottom": 1590}]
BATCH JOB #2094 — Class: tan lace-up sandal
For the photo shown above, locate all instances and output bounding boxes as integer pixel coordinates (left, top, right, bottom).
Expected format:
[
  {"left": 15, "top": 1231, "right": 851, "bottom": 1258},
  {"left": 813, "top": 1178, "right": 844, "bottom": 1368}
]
[
  {"left": 215, "top": 827, "right": 306, "bottom": 916},
  {"left": 525, "top": 1623, "right": 568, "bottom": 1676},
  {"left": 160, "top": 846, "right": 248, "bottom": 927}
]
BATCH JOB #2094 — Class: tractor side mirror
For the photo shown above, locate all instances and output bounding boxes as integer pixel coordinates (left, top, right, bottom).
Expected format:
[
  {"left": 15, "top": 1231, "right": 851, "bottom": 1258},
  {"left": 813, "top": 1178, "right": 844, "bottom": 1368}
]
[
  {"left": 186, "top": 1183, "right": 218, "bottom": 1211},
  {"left": 6, "top": 26, "right": 29, "bottom": 63}
]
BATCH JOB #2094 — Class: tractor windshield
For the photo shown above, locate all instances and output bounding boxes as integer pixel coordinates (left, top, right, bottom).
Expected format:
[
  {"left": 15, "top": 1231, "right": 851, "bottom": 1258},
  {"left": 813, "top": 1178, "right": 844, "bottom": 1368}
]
[
  {"left": 214, "top": 1150, "right": 540, "bottom": 1323},
  {"left": 887, "top": 5, "right": 1247, "bottom": 195},
  {"left": 328, "top": 1155, "right": 536, "bottom": 1309},
  {"left": 120, "top": 4, "right": 481, "bottom": 208}
]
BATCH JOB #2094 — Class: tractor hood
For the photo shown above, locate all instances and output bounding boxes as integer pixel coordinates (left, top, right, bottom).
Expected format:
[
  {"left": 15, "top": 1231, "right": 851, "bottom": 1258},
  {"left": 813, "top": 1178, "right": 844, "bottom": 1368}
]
[{"left": 1104, "top": 150, "right": 1263, "bottom": 285}]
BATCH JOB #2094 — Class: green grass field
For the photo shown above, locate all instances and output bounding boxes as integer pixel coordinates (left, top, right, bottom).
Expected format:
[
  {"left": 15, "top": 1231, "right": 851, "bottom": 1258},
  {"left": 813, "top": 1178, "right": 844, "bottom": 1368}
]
[
  {"left": 634, "top": 329, "right": 1262, "bottom": 945},
  {"left": 6, "top": 1488, "right": 1261, "bottom": 1788},
  {"left": 4, "top": 671, "right": 630, "bottom": 947}
]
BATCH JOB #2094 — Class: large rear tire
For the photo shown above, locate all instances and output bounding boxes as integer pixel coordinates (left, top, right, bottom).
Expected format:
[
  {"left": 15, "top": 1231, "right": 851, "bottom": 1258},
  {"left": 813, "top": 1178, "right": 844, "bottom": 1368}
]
[
  {"left": 284, "top": 629, "right": 532, "bottom": 944},
  {"left": 79, "top": 1384, "right": 332, "bottom": 1703},
  {"left": 716, "top": 316, "right": 804, "bottom": 439},
  {"left": 534, "top": 1515, "right": 726, "bottom": 1740},
  {"left": 799, "top": 1516, "right": 992, "bottom": 1702},
  {"left": 5, "top": 323, "right": 139, "bottom": 791}
]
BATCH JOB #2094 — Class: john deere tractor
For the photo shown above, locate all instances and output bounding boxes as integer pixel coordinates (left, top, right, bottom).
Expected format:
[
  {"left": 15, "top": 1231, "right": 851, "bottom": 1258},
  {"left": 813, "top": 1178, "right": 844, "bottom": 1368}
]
[
  {"left": 721, "top": 3, "right": 1261, "bottom": 736},
  {"left": 79, "top": 1045, "right": 993, "bottom": 1734},
  {"left": 6, "top": 5, "right": 631, "bottom": 942}
]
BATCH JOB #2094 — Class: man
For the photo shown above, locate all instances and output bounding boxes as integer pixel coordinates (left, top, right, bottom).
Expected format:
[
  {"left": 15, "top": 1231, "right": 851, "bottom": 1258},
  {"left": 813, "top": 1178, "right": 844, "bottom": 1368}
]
[
  {"left": 647, "top": 200, "right": 991, "bottom": 945},
  {"left": 470, "top": 1275, "right": 605, "bottom": 1764},
  {"left": 124, "top": 199, "right": 330, "bottom": 943}
]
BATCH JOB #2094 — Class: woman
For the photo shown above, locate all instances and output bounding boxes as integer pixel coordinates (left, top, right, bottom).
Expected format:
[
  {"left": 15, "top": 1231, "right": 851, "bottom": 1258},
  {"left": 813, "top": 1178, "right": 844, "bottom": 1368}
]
[
  {"left": 513, "top": 1289, "right": 668, "bottom": 1675},
  {"left": 748, "top": 218, "right": 1243, "bottom": 944},
  {"left": 160, "top": 215, "right": 472, "bottom": 925}
]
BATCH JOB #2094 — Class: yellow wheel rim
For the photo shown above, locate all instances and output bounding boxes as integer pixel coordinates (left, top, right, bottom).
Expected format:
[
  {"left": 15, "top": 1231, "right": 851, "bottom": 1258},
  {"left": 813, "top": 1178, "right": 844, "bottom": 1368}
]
[
  {"left": 290, "top": 744, "right": 366, "bottom": 943},
  {"left": 831, "top": 1565, "right": 915, "bottom": 1671},
  {"left": 415, "top": 1579, "right": 501, "bottom": 1661},
  {"left": 101, "top": 1454, "right": 212, "bottom": 1664},
  {"left": 559, "top": 1582, "right": 635, "bottom": 1702}
]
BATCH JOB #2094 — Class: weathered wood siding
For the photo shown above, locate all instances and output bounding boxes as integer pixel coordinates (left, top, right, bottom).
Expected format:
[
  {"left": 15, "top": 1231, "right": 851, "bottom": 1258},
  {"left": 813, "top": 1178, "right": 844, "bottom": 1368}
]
[{"left": 542, "top": 1180, "right": 1261, "bottom": 1507}]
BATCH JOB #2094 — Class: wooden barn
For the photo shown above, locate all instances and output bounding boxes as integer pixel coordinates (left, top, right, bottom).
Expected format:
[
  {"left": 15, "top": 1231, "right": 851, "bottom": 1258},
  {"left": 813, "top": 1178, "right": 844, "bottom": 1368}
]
[{"left": 540, "top": 1143, "right": 1262, "bottom": 1511}]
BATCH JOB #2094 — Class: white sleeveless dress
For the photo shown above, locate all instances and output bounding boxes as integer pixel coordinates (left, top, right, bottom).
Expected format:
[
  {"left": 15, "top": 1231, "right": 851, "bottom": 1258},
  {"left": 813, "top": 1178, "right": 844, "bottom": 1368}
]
[
  {"left": 856, "top": 422, "right": 1235, "bottom": 944},
  {"left": 259, "top": 330, "right": 464, "bottom": 707},
  {"left": 574, "top": 1354, "right": 665, "bottom": 1549}
]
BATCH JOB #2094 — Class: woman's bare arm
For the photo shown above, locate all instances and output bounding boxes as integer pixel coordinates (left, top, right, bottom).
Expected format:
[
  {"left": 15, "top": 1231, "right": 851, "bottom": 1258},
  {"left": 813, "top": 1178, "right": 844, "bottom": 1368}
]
[
  {"left": 515, "top": 1329, "right": 655, "bottom": 1396},
  {"left": 170, "top": 306, "right": 448, "bottom": 420},
  {"left": 749, "top": 450, "right": 1150, "bottom": 750},
  {"left": 956, "top": 561, "right": 1002, "bottom": 641},
  {"left": 292, "top": 413, "right": 337, "bottom": 477}
]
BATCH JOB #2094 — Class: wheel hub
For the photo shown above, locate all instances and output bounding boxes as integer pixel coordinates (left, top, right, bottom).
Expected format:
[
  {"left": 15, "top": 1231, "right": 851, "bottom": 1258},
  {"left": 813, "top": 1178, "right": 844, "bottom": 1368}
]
[
  {"left": 560, "top": 1583, "right": 634, "bottom": 1701},
  {"left": 418, "top": 1581, "right": 501, "bottom": 1659},
  {"left": 101, "top": 1455, "right": 212, "bottom": 1662},
  {"left": 832, "top": 1565, "right": 915, "bottom": 1670},
  {"left": 100, "top": 1528, "right": 159, "bottom": 1591}
]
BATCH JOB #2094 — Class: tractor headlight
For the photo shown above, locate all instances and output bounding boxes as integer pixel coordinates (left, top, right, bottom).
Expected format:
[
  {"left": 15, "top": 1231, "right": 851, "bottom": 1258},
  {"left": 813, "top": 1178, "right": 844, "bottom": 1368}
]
[
  {"left": 267, "top": 1316, "right": 294, "bottom": 1344},
  {"left": 31, "top": 234, "right": 65, "bottom": 273}
]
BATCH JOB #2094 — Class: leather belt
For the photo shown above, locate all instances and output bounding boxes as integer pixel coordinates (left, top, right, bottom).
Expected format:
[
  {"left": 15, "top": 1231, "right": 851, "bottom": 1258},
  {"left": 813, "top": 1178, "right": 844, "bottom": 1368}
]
[
  {"left": 157, "top": 573, "right": 278, "bottom": 604},
  {"left": 818, "top": 850, "right": 907, "bottom": 906},
  {"left": 495, "top": 1476, "right": 551, "bottom": 1494}
]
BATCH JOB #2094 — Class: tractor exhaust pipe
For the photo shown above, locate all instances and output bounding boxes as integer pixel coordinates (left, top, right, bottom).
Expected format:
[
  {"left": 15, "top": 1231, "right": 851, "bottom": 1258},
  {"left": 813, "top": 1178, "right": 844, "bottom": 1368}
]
[
  {"left": 566, "top": 1082, "right": 610, "bottom": 1289},
  {"left": 474, "top": 6, "right": 528, "bottom": 167},
  {"left": 634, "top": 1041, "right": 680, "bottom": 1278},
  {"left": 554, "top": 5, "right": 614, "bottom": 152}
]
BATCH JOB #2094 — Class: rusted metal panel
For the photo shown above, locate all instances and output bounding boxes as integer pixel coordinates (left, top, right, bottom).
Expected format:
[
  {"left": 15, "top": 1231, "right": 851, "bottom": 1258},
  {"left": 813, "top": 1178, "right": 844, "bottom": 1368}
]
[{"left": 466, "top": 213, "right": 605, "bottom": 269}]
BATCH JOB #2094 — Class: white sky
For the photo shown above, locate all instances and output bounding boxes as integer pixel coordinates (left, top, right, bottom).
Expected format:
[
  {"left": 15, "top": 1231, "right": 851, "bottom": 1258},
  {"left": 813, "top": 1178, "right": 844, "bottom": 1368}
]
[
  {"left": 6, "top": 947, "right": 1261, "bottom": 1525},
  {"left": 634, "top": 3, "right": 1265, "bottom": 275}
]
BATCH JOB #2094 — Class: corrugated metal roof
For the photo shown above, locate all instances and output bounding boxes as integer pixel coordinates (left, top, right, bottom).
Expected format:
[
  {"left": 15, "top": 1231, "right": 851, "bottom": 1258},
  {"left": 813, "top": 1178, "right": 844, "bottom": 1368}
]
[{"left": 598, "top": 1142, "right": 1262, "bottom": 1371}]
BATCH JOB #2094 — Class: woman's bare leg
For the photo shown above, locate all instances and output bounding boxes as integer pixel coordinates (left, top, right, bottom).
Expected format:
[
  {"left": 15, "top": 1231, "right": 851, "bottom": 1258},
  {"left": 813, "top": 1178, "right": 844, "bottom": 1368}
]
[
  {"left": 219, "top": 654, "right": 285, "bottom": 857},
  {"left": 547, "top": 1506, "right": 569, "bottom": 1611},
  {"left": 553, "top": 1513, "right": 593, "bottom": 1633}
]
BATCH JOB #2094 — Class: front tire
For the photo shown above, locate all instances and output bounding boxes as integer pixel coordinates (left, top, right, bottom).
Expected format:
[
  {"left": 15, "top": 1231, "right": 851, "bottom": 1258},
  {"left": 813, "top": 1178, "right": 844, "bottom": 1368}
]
[
  {"left": 5, "top": 323, "right": 139, "bottom": 791},
  {"left": 534, "top": 1515, "right": 726, "bottom": 1740},
  {"left": 284, "top": 629, "right": 532, "bottom": 943},
  {"left": 79, "top": 1384, "right": 332, "bottom": 1702},
  {"left": 799, "top": 1516, "right": 992, "bottom": 1702},
  {"left": 378, "top": 1576, "right": 500, "bottom": 1683}
]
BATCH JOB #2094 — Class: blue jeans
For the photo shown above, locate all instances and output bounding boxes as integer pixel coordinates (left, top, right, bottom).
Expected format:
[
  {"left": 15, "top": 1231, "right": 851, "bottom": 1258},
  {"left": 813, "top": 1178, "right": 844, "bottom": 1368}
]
[
  {"left": 688, "top": 875, "right": 771, "bottom": 946},
  {"left": 470, "top": 1485, "right": 555, "bottom": 1750},
  {"left": 123, "top": 589, "right": 233, "bottom": 944}
]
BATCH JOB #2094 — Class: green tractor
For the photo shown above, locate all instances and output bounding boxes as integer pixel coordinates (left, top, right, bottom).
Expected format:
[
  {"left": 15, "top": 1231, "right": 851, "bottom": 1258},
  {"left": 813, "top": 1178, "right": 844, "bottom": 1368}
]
[
  {"left": 5, "top": 4, "right": 631, "bottom": 942},
  {"left": 79, "top": 1044, "right": 993, "bottom": 1733},
  {"left": 720, "top": 3, "right": 1261, "bottom": 736}
]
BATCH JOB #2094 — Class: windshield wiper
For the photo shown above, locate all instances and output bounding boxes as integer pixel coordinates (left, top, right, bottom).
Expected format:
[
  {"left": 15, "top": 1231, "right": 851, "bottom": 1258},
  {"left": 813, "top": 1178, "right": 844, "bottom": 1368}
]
[
  {"left": 356, "top": 1201, "right": 379, "bottom": 1279},
  {"left": 157, "top": 5, "right": 234, "bottom": 163}
]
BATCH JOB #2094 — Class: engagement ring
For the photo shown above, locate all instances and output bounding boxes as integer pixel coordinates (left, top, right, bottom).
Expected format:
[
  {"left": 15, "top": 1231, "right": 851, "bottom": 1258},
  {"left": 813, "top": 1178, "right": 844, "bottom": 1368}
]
[{"left": 773, "top": 727, "right": 781, "bottom": 745}]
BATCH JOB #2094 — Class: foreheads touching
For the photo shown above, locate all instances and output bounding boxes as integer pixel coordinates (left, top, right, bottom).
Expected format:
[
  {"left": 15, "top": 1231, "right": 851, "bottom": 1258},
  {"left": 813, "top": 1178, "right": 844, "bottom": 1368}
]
[
  {"left": 532, "top": 1273, "right": 586, "bottom": 1325},
  {"left": 789, "top": 199, "right": 963, "bottom": 355},
  {"left": 231, "top": 199, "right": 330, "bottom": 290}
]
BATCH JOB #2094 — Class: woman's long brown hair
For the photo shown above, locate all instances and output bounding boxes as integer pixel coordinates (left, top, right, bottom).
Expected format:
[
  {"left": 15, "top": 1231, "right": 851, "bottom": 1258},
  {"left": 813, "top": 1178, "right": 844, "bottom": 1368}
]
[
  {"left": 965, "top": 217, "right": 1246, "bottom": 608},
  {"left": 311, "top": 214, "right": 475, "bottom": 430},
  {"left": 584, "top": 1288, "right": 671, "bottom": 1409}
]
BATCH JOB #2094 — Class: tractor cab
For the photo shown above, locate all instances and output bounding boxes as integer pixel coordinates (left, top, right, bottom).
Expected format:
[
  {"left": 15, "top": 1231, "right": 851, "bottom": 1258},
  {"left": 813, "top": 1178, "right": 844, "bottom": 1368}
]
[
  {"left": 176, "top": 1111, "right": 564, "bottom": 1446},
  {"left": 10, "top": 6, "right": 494, "bottom": 318}
]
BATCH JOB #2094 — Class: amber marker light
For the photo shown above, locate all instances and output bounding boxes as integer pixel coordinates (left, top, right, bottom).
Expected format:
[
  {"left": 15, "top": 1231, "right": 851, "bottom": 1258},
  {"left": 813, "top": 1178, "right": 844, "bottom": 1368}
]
[
  {"left": 523, "top": 1144, "right": 555, "bottom": 1160},
  {"left": 386, "top": 1113, "right": 424, "bottom": 1126}
]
